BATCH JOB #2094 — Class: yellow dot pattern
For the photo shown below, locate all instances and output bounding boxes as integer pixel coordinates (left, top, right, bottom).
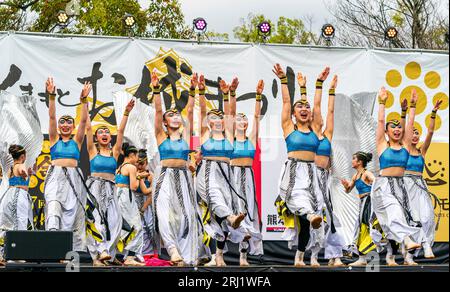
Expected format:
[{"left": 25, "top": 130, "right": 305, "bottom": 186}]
[
  {"left": 386, "top": 70, "right": 402, "bottom": 88},
  {"left": 424, "top": 71, "right": 441, "bottom": 89},
  {"left": 29, "top": 175, "right": 39, "bottom": 189},
  {"left": 405, "top": 62, "right": 421, "bottom": 80},
  {"left": 385, "top": 90, "right": 395, "bottom": 109},
  {"left": 400, "top": 85, "right": 427, "bottom": 115},
  {"left": 425, "top": 113, "right": 442, "bottom": 132},
  {"left": 433, "top": 92, "right": 449, "bottom": 110}
]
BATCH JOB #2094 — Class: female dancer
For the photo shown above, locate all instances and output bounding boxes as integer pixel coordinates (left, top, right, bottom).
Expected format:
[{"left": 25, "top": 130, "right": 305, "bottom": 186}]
[
  {"left": 341, "top": 152, "right": 377, "bottom": 267},
  {"left": 403, "top": 100, "right": 442, "bottom": 261},
  {"left": 115, "top": 143, "right": 145, "bottom": 266},
  {"left": 372, "top": 87, "right": 422, "bottom": 266},
  {"left": 197, "top": 76, "right": 246, "bottom": 267},
  {"left": 273, "top": 64, "right": 327, "bottom": 267},
  {"left": 151, "top": 71, "right": 205, "bottom": 266},
  {"left": 85, "top": 99, "right": 135, "bottom": 266},
  {"left": 230, "top": 80, "right": 265, "bottom": 266},
  {"left": 44, "top": 77, "right": 91, "bottom": 252},
  {"left": 0, "top": 145, "right": 34, "bottom": 264}
]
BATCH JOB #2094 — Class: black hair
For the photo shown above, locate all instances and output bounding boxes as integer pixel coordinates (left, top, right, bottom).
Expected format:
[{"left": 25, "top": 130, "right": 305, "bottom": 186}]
[
  {"left": 9, "top": 144, "right": 26, "bottom": 160},
  {"left": 122, "top": 143, "right": 138, "bottom": 157},
  {"left": 354, "top": 151, "right": 373, "bottom": 168},
  {"left": 138, "top": 149, "right": 148, "bottom": 164}
]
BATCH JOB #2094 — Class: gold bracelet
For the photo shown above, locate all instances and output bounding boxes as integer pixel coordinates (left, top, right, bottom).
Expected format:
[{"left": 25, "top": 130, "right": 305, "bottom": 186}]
[
  {"left": 378, "top": 96, "right": 386, "bottom": 105},
  {"left": 124, "top": 110, "right": 130, "bottom": 117},
  {"left": 230, "top": 90, "right": 236, "bottom": 98},
  {"left": 152, "top": 85, "right": 161, "bottom": 94},
  {"left": 410, "top": 101, "right": 417, "bottom": 108},
  {"left": 199, "top": 89, "right": 206, "bottom": 95},
  {"left": 80, "top": 97, "right": 88, "bottom": 104},
  {"left": 223, "top": 94, "right": 229, "bottom": 102},
  {"left": 329, "top": 88, "right": 336, "bottom": 96},
  {"left": 300, "top": 87, "right": 307, "bottom": 95},
  {"left": 49, "top": 93, "right": 56, "bottom": 101},
  {"left": 316, "top": 80, "right": 324, "bottom": 89},
  {"left": 189, "top": 88, "right": 196, "bottom": 97},
  {"left": 401, "top": 110, "right": 407, "bottom": 119},
  {"left": 256, "top": 94, "right": 262, "bottom": 102},
  {"left": 280, "top": 76, "right": 288, "bottom": 84},
  {"left": 431, "top": 111, "right": 437, "bottom": 119}
]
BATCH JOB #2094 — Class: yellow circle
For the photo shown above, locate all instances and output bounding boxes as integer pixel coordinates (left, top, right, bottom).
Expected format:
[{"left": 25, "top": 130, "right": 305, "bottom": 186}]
[
  {"left": 29, "top": 175, "right": 39, "bottom": 189},
  {"left": 433, "top": 92, "right": 449, "bottom": 110},
  {"left": 387, "top": 112, "right": 401, "bottom": 123},
  {"left": 386, "top": 70, "right": 402, "bottom": 88},
  {"left": 39, "top": 182, "right": 45, "bottom": 194},
  {"left": 405, "top": 62, "right": 422, "bottom": 80},
  {"left": 425, "top": 114, "right": 442, "bottom": 132},
  {"left": 385, "top": 90, "right": 395, "bottom": 109},
  {"left": 424, "top": 71, "right": 441, "bottom": 89},
  {"left": 41, "top": 140, "right": 51, "bottom": 154},
  {"left": 35, "top": 154, "right": 52, "bottom": 181},
  {"left": 400, "top": 86, "right": 427, "bottom": 115},
  {"left": 413, "top": 122, "right": 423, "bottom": 137}
]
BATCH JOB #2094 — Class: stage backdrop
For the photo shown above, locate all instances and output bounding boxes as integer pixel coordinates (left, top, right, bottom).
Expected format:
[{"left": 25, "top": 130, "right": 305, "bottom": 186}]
[{"left": 0, "top": 32, "right": 448, "bottom": 244}]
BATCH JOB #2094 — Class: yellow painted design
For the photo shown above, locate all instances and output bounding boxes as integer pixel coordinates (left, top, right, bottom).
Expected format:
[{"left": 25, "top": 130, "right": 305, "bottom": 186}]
[
  {"left": 386, "top": 112, "right": 401, "bottom": 122},
  {"left": 405, "top": 61, "right": 421, "bottom": 80},
  {"left": 424, "top": 71, "right": 441, "bottom": 89},
  {"left": 400, "top": 85, "right": 427, "bottom": 115},
  {"left": 386, "top": 69, "right": 402, "bottom": 88},
  {"left": 433, "top": 92, "right": 448, "bottom": 110},
  {"left": 385, "top": 90, "right": 395, "bottom": 109}
]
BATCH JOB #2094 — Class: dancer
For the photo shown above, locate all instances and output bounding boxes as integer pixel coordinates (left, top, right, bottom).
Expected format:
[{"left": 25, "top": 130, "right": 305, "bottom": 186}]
[
  {"left": 197, "top": 76, "right": 246, "bottom": 267},
  {"left": 403, "top": 100, "right": 443, "bottom": 261},
  {"left": 151, "top": 71, "right": 205, "bottom": 266},
  {"left": 0, "top": 145, "right": 34, "bottom": 265},
  {"left": 85, "top": 99, "right": 135, "bottom": 266},
  {"left": 341, "top": 152, "right": 377, "bottom": 267},
  {"left": 44, "top": 77, "right": 91, "bottom": 252},
  {"left": 230, "top": 80, "right": 265, "bottom": 266},
  {"left": 273, "top": 64, "right": 327, "bottom": 267},
  {"left": 372, "top": 87, "right": 422, "bottom": 266},
  {"left": 115, "top": 143, "right": 145, "bottom": 266}
]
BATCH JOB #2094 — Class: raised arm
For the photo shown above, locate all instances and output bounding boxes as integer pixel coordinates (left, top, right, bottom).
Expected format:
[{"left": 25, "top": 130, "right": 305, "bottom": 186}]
[
  {"left": 85, "top": 114, "right": 97, "bottom": 159},
  {"left": 113, "top": 99, "right": 135, "bottom": 159},
  {"left": 421, "top": 100, "right": 442, "bottom": 156},
  {"left": 324, "top": 75, "right": 337, "bottom": 140},
  {"left": 226, "top": 78, "right": 239, "bottom": 142},
  {"left": 151, "top": 70, "right": 166, "bottom": 144},
  {"left": 404, "top": 89, "right": 418, "bottom": 151},
  {"left": 376, "top": 87, "right": 389, "bottom": 154},
  {"left": 250, "top": 80, "right": 264, "bottom": 145},
  {"left": 199, "top": 75, "right": 209, "bottom": 139},
  {"left": 128, "top": 165, "right": 139, "bottom": 192},
  {"left": 75, "top": 82, "right": 92, "bottom": 147},
  {"left": 312, "top": 67, "right": 330, "bottom": 134},
  {"left": 46, "top": 77, "right": 58, "bottom": 146},
  {"left": 185, "top": 73, "right": 198, "bottom": 142},
  {"left": 297, "top": 73, "right": 307, "bottom": 100},
  {"left": 273, "top": 64, "right": 294, "bottom": 137},
  {"left": 400, "top": 99, "right": 408, "bottom": 131}
]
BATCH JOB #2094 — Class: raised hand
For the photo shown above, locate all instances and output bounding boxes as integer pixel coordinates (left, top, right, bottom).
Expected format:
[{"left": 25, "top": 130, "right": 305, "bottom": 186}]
[
  {"left": 230, "top": 77, "right": 240, "bottom": 92},
  {"left": 126, "top": 99, "right": 135, "bottom": 113},
  {"left": 190, "top": 73, "right": 199, "bottom": 90},
  {"left": 46, "top": 77, "right": 56, "bottom": 94},
  {"left": 297, "top": 72, "right": 307, "bottom": 87},
  {"left": 318, "top": 67, "right": 331, "bottom": 81},
  {"left": 341, "top": 179, "right": 350, "bottom": 189},
  {"left": 410, "top": 88, "right": 418, "bottom": 104},
  {"left": 198, "top": 74, "right": 206, "bottom": 91},
  {"left": 81, "top": 81, "right": 92, "bottom": 98},
  {"left": 433, "top": 99, "right": 443, "bottom": 111},
  {"left": 256, "top": 80, "right": 264, "bottom": 95},
  {"left": 151, "top": 69, "right": 160, "bottom": 88},
  {"left": 401, "top": 98, "right": 408, "bottom": 112},
  {"left": 219, "top": 79, "right": 230, "bottom": 94},
  {"left": 379, "top": 87, "right": 388, "bottom": 103},
  {"left": 330, "top": 75, "right": 338, "bottom": 89},
  {"left": 272, "top": 63, "right": 286, "bottom": 79}
]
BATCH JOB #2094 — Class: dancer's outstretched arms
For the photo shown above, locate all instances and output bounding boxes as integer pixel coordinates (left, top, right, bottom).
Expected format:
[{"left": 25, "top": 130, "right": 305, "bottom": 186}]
[
  {"left": 324, "top": 75, "right": 337, "bottom": 140},
  {"left": 85, "top": 115, "right": 96, "bottom": 159},
  {"left": 312, "top": 67, "right": 330, "bottom": 134},
  {"left": 297, "top": 72, "right": 307, "bottom": 100},
  {"left": 47, "top": 77, "right": 58, "bottom": 145},
  {"left": 226, "top": 77, "right": 239, "bottom": 143},
  {"left": 376, "top": 87, "right": 389, "bottom": 154},
  {"left": 152, "top": 70, "right": 165, "bottom": 144},
  {"left": 404, "top": 89, "right": 418, "bottom": 152},
  {"left": 185, "top": 73, "right": 198, "bottom": 142},
  {"left": 75, "top": 82, "right": 91, "bottom": 147},
  {"left": 250, "top": 80, "right": 264, "bottom": 146},
  {"left": 273, "top": 64, "right": 293, "bottom": 137},
  {"left": 400, "top": 99, "right": 408, "bottom": 131},
  {"left": 421, "top": 100, "right": 442, "bottom": 156},
  {"left": 114, "top": 99, "right": 135, "bottom": 159},
  {"left": 199, "top": 75, "right": 209, "bottom": 140}
]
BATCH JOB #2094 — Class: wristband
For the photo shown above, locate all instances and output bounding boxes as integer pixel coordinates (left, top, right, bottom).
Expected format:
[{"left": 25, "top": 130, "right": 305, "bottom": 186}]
[
  {"left": 329, "top": 88, "right": 336, "bottom": 96},
  {"left": 124, "top": 110, "right": 130, "bottom": 117},
  {"left": 230, "top": 90, "right": 236, "bottom": 98},
  {"left": 300, "top": 87, "right": 307, "bottom": 96},
  {"left": 199, "top": 89, "right": 206, "bottom": 95},
  {"left": 378, "top": 96, "right": 386, "bottom": 105},
  {"left": 401, "top": 110, "right": 407, "bottom": 119},
  {"left": 316, "top": 79, "right": 324, "bottom": 89},
  {"left": 280, "top": 76, "right": 288, "bottom": 85},
  {"left": 256, "top": 94, "right": 262, "bottom": 102},
  {"left": 431, "top": 110, "right": 437, "bottom": 119},
  {"left": 49, "top": 93, "right": 56, "bottom": 101},
  {"left": 152, "top": 85, "right": 161, "bottom": 94},
  {"left": 410, "top": 101, "right": 417, "bottom": 108},
  {"left": 189, "top": 88, "right": 196, "bottom": 97},
  {"left": 80, "top": 97, "right": 88, "bottom": 104}
]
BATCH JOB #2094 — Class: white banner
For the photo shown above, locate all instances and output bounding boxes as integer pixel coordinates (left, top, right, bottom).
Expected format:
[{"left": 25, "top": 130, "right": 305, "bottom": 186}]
[{"left": 1, "top": 32, "right": 448, "bottom": 242}]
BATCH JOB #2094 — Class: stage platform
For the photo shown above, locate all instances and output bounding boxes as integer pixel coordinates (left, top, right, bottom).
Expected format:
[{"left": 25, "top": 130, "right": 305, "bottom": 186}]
[{"left": 1, "top": 263, "right": 448, "bottom": 272}]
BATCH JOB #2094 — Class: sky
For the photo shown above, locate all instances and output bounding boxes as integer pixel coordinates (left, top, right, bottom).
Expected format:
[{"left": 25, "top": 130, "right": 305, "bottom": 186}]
[{"left": 140, "top": 0, "right": 334, "bottom": 41}]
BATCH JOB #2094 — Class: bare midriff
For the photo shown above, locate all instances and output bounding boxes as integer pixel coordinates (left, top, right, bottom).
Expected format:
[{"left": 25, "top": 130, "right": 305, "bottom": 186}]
[
  {"left": 203, "top": 156, "right": 230, "bottom": 163},
  {"left": 52, "top": 159, "right": 78, "bottom": 168},
  {"left": 315, "top": 155, "right": 330, "bottom": 170},
  {"left": 91, "top": 172, "right": 115, "bottom": 181},
  {"left": 380, "top": 167, "right": 405, "bottom": 177},
  {"left": 287, "top": 151, "right": 316, "bottom": 162},
  {"left": 405, "top": 170, "right": 423, "bottom": 177},
  {"left": 231, "top": 157, "right": 254, "bottom": 167},
  {"left": 161, "top": 159, "right": 188, "bottom": 168}
]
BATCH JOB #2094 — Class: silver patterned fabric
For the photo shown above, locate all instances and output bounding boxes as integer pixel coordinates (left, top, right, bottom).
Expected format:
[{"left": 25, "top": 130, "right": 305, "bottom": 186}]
[{"left": 117, "top": 186, "right": 143, "bottom": 255}]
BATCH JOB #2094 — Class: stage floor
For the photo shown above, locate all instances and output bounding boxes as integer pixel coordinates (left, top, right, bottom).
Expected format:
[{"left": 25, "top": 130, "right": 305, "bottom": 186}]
[{"left": 1, "top": 263, "right": 448, "bottom": 272}]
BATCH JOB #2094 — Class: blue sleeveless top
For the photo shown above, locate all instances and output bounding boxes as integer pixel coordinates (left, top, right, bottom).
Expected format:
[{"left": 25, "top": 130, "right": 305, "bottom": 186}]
[
  {"left": 316, "top": 137, "right": 332, "bottom": 157},
  {"left": 406, "top": 155, "right": 425, "bottom": 173},
  {"left": 201, "top": 138, "right": 234, "bottom": 159},
  {"left": 115, "top": 164, "right": 131, "bottom": 185},
  {"left": 285, "top": 130, "right": 320, "bottom": 153},
  {"left": 379, "top": 147, "right": 409, "bottom": 170},
  {"left": 231, "top": 139, "right": 256, "bottom": 160},
  {"left": 50, "top": 139, "right": 80, "bottom": 161},
  {"left": 355, "top": 178, "right": 372, "bottom": 194},
  {"left": 159, "top": 138, "right": 190, "bottom": 161},
  {"left": 9, "top": 176, "right": 30, "bottom": 187},
  {"left": 137, "top": 180, "right": 151, "bottom": 194},
  {"left": 90, "top": 155, "right": 117, "bottom": 174}
]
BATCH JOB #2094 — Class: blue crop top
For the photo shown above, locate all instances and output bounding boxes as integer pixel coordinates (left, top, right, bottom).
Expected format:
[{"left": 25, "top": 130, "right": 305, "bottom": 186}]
[
  {"left": 355, "top": 178, "right": 372, "bottom": 194},
  {"left": 159, "top": 138, "right": 190, "bottom": 161},
  {"left": 231, "top": 139, "right": 256, "bottom": 160},
  {"left": 90, "top": 155, "right": 117, "bottom": 174},
  {"left": 316, "top": 137, "right": 332, "bottom": 157},
  {"left": 50, "top": 139, "right": 80, "bottom": 161},
  {"left": 201, "top": 138, "right": 234, "bottom": 159},
  {"left": 285, "top": 130, "right": 320, "bottom": 153},
  {"left": 115, "top": 164, "right": 131, "bottom": 185},
  {"left": 379, "top": 147, "right": 409, "bottom": 170},
  {"left": 9, "top": 176, "right": 30, "bottom": 187},
  {"left": 406, "top": 155, "right": 425, "bottom": 173}
]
